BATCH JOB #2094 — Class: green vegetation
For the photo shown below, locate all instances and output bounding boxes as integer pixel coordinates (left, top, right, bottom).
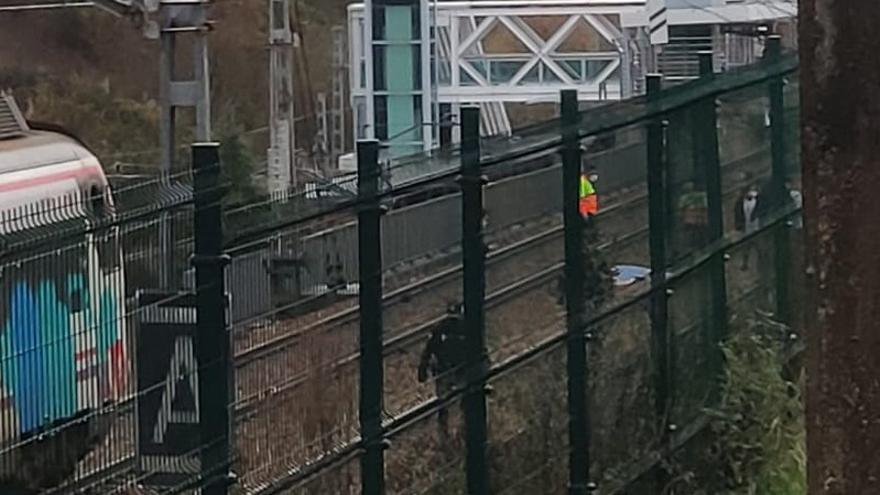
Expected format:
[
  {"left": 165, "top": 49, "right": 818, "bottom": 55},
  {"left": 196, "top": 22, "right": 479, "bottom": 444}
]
[
  {"left": 12, "top": 74, "right": 161, "bottom": 165},
  {"left": 3, "top": 73, "right": 260, "bottom": 204},
  {"left": 219, "top": 133, "right": 260, "bottom": 205},
  {"left": 665, "top": 314, "right": 806, "bottom": 495}
]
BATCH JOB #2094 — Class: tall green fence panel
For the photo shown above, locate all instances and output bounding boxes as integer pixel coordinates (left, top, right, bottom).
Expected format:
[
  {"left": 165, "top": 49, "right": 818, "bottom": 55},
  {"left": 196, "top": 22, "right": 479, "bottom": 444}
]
[
  {"left": 581, "top": 120, "right": 655, "bottom": 492},
  {"left": 587, "top": 301, "right": 657, "bottom": 492},
  {"left": 782, "top": 73, "right": 805, "bottom": 336},
  {"left": 1, "top": 54, "right": 804, "bottom": 495},
  {"left": 717, "top": 82, "right": 778, "bottom": 322},
  {"left": 384, "top": 396, "right": 468, "bottom": 494},
  {"left": 664, "top": 100, "right": 718, "bottom": 429},
  {"left": 488, "top": 345, "right": 569, "bottom": 494}
]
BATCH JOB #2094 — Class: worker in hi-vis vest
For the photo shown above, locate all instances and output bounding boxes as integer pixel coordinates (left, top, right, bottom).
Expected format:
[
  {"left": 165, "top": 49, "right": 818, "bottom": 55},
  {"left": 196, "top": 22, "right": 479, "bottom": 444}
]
[{"left": 579, "top": 170, "right": 599, "bottom": 218}]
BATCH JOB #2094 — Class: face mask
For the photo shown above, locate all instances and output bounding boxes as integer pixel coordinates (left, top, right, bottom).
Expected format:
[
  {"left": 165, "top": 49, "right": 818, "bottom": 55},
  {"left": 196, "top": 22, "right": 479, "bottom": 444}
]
[{"left": 588, "top": 174, "right": 599, "bottom": 183}]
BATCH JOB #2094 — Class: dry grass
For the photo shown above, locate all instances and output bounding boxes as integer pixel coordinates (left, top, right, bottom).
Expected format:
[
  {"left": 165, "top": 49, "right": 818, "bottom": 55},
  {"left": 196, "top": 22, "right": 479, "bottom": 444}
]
[{"left": 222, "top": 142, "right": 776, "bottom": 491}]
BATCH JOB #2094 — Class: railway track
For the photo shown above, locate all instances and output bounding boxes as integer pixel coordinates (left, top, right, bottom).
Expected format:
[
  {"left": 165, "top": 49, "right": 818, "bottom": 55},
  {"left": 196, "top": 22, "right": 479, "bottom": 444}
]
[
  {"left": 229, "top": 145, "right": 774, "bottom": 490},
  {"left": 234, "top": 140, "right": 769, "bottom": 366}
]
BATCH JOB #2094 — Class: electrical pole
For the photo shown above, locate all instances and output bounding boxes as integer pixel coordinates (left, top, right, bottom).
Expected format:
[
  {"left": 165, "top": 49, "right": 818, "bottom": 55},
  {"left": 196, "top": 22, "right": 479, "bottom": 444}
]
[
  {"left": 800, "top": 2, "right": 880, "bottom": 494},
  {"left": 159, "top": 2, "right": 212, "bottom": 169},
  {"left": 268, "top": 0, "right": 296, "bottom": 197},
  {"left": 83, "top": 0, "right": 210, "bottom": 289},
  {"left": 330, "top": 25, "right": 347, "bottom": 169},
  {"left": 316, "top": 91, "right": 329, "bottom": 170},
  {"left": 158, "top": 0, "right": 212, "bottom": 289}
]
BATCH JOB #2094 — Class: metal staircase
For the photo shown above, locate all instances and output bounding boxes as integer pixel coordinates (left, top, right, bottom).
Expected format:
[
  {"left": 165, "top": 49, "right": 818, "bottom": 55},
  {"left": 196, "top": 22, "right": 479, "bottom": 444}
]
[{"left": 0, "top": 92, "right": 29, "bottom": 139}]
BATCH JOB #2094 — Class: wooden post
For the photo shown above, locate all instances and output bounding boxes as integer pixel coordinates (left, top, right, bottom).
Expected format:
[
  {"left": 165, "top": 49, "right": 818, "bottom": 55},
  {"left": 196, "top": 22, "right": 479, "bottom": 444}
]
[{"left": 800, "top": 2, "right": 880, "bottom": 493}]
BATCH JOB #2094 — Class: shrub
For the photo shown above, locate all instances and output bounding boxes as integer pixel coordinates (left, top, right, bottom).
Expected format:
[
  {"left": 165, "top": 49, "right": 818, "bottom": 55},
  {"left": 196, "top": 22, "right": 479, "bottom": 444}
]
[{"left": 664, "top": 313, "right": 805, "bottom": 495}]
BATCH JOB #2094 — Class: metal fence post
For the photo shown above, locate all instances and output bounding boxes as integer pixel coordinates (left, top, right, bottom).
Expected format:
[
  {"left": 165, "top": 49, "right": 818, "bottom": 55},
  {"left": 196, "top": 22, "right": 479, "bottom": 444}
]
[
  {"left": 696, "top": 52, "right": 729, "bottom": 396},
  {"left": 766, "top": 35, "right": 792, "bottom": 324},
  {"left": 560, "top": 89, "right": 589, "bottom": 495},
  {"left": 192, "top": 142, "right": 231, "bottom": 494},
  {"left": 357, "top": 139, "right": 386, "bottom": 495},
  {"left": 646, "top": 74, "right": 672, "bottom": 485},
  {"left": 460, "top": 106, "right": 489, "bottom": 495}
]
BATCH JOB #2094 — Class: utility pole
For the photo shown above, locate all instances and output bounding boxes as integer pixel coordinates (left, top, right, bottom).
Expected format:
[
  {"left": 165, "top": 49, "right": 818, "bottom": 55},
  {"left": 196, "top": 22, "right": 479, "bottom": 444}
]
[
  {"left": 316, "top": 91, "right": 329, "bottom": 170},
  {"left": 800, "top": 2, "right": 880, "bottom": 494},
  {"left": 84, "top": 0, "right": 211, "bottom": 289},
  {"left": 159, "top": 3, "right": 212, "bottom": 170},
  {"left": 268, "top": 0, "right": 296, "bottom": 197},
  {"left": 158, "top": 0, "right": 212, "bottom": 289},
  {"left": 330, "top": 25, "right": 347, "bottom": 169}
]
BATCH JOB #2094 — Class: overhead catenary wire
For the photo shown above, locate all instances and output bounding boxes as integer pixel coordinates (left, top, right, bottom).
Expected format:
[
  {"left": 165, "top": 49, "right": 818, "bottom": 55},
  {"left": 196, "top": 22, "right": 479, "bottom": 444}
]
[
  {"left": 0, "top": 56, "right": 794, "bottom": 265},
  {"left": 224, "top": 55, "right": 797, "bottom": 250},
  {"left": 0, "top": 1, "right": 93, "bottom": 11}
]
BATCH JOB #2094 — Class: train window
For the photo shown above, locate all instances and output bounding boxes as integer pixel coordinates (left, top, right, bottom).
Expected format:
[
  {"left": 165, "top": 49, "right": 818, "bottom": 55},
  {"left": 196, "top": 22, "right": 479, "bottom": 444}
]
[
  {"left": 89, "top": 186, "right": 107, "bottom": 220},
  {"left": 58, "top": 242, "right": 89, "bottom": 313},
  {"left": 86, "top": 186, "right": 119, "bottom": 272},
  {"left": 97, "top": 227, "right": 121, "bottom": 272}
]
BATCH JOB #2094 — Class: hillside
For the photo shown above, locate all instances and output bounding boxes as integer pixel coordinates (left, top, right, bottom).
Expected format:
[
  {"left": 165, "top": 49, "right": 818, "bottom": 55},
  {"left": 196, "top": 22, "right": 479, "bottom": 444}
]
[
  {"left": 0, "top": 1, "right": 617, "bottom": 169},
  {"left": 0, "top": 0, "right": 349, "bottom": 166}
]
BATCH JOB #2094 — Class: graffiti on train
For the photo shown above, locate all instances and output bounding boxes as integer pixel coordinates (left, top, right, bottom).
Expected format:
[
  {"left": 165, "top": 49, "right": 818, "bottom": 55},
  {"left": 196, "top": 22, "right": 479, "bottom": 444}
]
[{"left": 0, "top": 272, "right": 127, "bottom": 436}]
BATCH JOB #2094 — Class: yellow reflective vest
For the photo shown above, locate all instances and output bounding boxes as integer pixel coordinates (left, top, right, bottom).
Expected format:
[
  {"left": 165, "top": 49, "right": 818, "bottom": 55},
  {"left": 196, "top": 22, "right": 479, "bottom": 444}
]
[
  {"left": 579, "top": 175, "right": 598, "bottom": 216},
  {"left": 580, "top": 175, "right": 596, "bottom": 197}
]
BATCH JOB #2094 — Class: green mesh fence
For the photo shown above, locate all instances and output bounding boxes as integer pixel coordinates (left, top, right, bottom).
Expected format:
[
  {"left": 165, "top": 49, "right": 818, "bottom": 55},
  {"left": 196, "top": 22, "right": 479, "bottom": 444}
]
[{"left": 5, "top": 54, "right": 803, "bottom": 495}]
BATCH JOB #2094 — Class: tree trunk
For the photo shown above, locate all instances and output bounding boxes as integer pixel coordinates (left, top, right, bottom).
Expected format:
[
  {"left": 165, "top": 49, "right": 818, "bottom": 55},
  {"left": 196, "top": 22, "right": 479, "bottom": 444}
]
[{"left": 800, "top": 2, "right": 880, "bottom": 494}]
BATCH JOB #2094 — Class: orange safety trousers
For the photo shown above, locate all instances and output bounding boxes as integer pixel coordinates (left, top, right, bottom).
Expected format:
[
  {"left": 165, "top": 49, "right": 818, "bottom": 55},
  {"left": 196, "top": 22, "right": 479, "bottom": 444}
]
[{"left": 579, "top": 194, "right": 598, "bottom": 217}]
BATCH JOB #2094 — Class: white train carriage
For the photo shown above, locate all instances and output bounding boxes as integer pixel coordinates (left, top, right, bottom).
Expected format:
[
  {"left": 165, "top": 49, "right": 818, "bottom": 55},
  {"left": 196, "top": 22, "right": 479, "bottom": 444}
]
[{"left": 0, "top": 93, "right": 129, "bottom": 489}]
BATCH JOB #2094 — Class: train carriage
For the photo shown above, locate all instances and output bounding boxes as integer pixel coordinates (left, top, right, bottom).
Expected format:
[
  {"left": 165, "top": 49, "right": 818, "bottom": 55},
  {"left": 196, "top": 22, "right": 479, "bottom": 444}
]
[{"left": 0, "top": 94, "right": 128, "bottom": 489}]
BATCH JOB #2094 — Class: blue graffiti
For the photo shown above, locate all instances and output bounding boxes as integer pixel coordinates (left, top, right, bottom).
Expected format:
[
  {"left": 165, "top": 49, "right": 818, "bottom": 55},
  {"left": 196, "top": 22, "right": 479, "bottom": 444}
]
[{"left": 0, "top": 273, "right": 121, "bottom": 435}]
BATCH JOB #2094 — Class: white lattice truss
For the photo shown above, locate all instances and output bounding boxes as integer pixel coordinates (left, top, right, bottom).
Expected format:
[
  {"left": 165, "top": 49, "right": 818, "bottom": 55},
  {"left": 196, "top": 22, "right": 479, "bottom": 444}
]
[{"left": 442, "top": 9, "right": 633, "bottom": 102}]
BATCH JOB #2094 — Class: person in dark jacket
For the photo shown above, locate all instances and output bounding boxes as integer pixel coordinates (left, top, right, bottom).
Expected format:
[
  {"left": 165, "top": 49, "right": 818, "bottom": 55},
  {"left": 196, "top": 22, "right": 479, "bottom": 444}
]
[
  {"left": 734, "top": 183, "right": 760, "bottom": 229},
  {"left": 786, "top": 179, "right": 803, "bottom": 229},
  {"left": 734, "top": 181, "right": 760, "bottom": 271},
  {"left": 324, "top": 252, "right": 346, "bottom": 291},
  {"left": 418, "top": 302, "right": 467, "bottom": 438},
  {"left": 677, "top": 181, "right": 709, "bottom": 252},
  {"left": 734, "top": 178, "right": 775, "bottom": 271}
]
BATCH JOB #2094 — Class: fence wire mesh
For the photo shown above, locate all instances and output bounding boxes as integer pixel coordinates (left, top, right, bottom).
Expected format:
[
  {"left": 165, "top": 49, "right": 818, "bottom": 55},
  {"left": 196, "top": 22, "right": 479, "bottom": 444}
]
[{"left": 0, "top": 53, "right": 802, "bottom": 495}]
